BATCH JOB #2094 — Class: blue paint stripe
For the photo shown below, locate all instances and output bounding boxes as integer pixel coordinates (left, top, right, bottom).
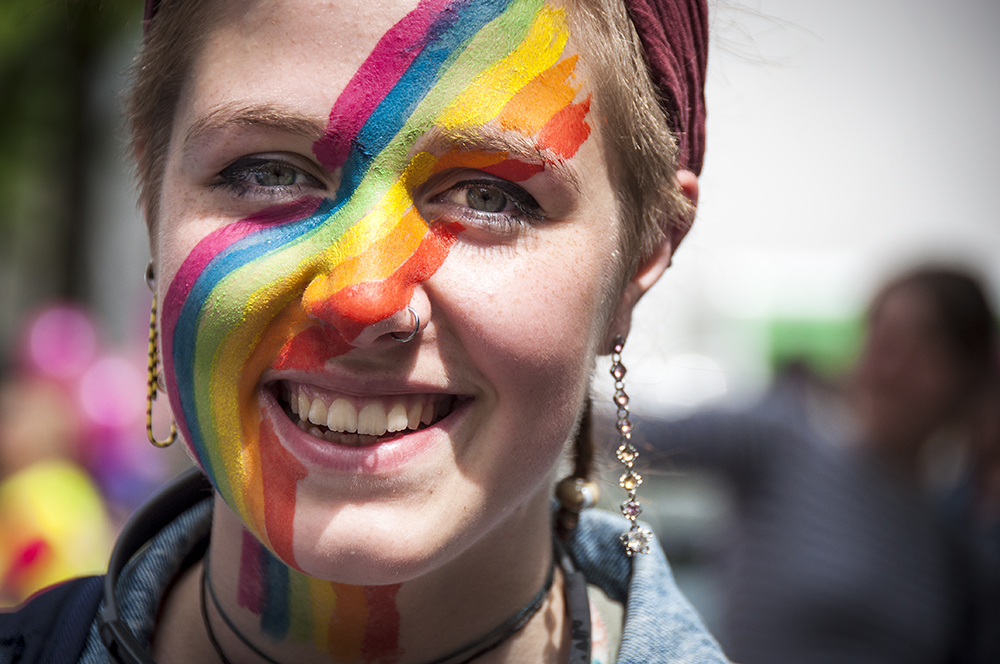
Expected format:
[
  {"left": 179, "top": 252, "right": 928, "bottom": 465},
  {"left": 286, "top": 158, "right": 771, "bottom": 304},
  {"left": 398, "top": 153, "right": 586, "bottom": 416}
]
[
  {"left": 261, "top": 548, "right": 291, "bottom": 639},
  {"left": 338, "top": 0, "right": 510, "bottom": 196},
  {"left": 173, "top": 200, "right": 336, "bottom": 472}
]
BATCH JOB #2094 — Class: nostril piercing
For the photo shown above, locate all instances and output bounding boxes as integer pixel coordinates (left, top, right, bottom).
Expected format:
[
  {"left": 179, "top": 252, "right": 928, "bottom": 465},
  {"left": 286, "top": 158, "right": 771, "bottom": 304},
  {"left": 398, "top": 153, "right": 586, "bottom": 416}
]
[{"left": 391, "top": 306, "right": 420, "bottom": 343}]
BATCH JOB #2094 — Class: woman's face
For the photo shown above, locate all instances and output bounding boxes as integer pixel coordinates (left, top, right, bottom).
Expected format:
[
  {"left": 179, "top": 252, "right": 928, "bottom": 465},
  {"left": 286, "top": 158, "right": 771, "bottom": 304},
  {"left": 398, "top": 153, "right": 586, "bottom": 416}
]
[
  {"left": 155, "top": 0, "right": 638, "bottom": 580},
  {"left": 855, "top": 286, "right": 965, "bottom": 450}
]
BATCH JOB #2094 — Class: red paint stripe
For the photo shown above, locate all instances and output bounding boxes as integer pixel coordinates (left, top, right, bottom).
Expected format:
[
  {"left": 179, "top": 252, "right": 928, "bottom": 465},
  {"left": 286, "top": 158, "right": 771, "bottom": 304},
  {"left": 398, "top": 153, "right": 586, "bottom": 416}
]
[
  {"left": 237, "top": 528, "right": 265, "bottom": 613},
  {"left": 260, "top": 417, "right": 308, "bottom": 569},
  {"left": 361, "top": 584, "right": 404, "bottom": 662},
  {"left": 161, "top": 197, "right": 323, "bottom": 406},
  {"left": 479, "top": 159, "right": 545, "bottom": 182},
  {"left": 303, "top": 222, "right": 461, "bottom": 342},
  {"left": 272, "top": 323, "right": 354, "bottom": 372},
  {"left": 537, "top": 96, "right": 592, "bottom": 159}
]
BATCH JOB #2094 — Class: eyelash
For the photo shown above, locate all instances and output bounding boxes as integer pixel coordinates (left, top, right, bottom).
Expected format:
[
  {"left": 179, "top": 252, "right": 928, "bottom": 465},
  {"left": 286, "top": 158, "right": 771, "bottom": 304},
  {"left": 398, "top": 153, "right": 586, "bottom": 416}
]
[
  {"left": 431, "top": 179, "right": 544, "bottom": 233},
  {"left": 212, "top": 157, "right": 323, "bottom": 198}
]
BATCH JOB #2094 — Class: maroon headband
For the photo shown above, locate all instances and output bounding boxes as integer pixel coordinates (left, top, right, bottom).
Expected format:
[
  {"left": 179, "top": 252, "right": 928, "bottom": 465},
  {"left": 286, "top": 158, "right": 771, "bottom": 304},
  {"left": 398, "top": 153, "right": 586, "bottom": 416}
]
[
  {"left": 622, "top": 0, "right": 708, "bottom": 175},
  {"left": 143, "top": 0, "right": 708, "bottom": 174}
]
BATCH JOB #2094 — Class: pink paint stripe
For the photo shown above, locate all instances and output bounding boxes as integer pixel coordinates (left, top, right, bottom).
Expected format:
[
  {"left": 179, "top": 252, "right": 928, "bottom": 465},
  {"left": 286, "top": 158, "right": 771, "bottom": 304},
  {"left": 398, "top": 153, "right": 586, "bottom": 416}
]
[
  {"left": 161, "top": 196, "right": 323, "bottom": 356},
  {"left": 237, "top": 528, "right": 265, "bottom": 613},
  {"left": 313, "top": 0, "right": 454, "bottom": 171},
  {"left": 163, "top": 197, "right": 322, "bottom": 315}
]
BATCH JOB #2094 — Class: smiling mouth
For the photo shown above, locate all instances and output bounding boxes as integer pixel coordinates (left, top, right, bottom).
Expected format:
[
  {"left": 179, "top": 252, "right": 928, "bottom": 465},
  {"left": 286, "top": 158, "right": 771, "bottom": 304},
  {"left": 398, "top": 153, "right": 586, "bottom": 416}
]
[{"left": 274, "top": 381, "right": 461, "bottom": 446}]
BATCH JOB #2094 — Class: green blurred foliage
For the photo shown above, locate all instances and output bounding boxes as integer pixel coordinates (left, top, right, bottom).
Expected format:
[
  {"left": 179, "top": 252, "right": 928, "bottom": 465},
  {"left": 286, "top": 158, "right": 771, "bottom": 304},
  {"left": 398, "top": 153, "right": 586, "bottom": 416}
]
[
  {"left": 0, "top": 0, "right": 138, "bottom": 306},
  {"left": 768, "top": 317, "right": 863, "bottom": 378}
]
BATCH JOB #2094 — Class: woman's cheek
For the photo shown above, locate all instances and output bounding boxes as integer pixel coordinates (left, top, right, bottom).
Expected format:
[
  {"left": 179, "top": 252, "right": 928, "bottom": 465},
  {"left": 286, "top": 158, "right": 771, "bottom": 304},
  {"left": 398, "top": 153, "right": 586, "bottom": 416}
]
[{"left": 442, "top": 235, "right": 610, "bottom": 354}]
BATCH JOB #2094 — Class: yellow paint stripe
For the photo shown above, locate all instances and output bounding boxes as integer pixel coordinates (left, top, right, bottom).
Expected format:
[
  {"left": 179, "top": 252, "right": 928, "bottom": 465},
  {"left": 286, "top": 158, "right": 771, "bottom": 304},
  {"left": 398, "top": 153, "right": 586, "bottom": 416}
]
[
  {"left": 310, "top": 578, "right": 337, "bottom": 652},
  {"left": 437, "top": 4, "right": 568, "bottom": 130}
]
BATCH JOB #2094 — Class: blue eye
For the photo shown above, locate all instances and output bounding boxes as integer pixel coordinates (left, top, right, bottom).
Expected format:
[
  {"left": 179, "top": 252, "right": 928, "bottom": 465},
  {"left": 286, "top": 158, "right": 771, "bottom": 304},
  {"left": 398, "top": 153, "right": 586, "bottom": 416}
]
[
  {"left": 215, "top": 157, "right": 323, "bottom": 197},
  {"left": 430, "top": 179, "right": 543, "bottom": 235},
  {"left": 465, "top": 184, "right": 509, "bottom": 213}
]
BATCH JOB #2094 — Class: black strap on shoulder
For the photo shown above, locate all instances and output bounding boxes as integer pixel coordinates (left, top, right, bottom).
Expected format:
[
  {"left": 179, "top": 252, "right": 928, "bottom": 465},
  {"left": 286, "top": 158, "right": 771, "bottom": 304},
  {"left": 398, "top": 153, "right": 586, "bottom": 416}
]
[
  {"left": 0, "top": 575, "right": 104, "bottom": 664},
  {"left": 97, "top": 467, "right": 212, "bottom": 664},
  {"left": 555, "top": 540, "right": 592, "bottom": 664}
]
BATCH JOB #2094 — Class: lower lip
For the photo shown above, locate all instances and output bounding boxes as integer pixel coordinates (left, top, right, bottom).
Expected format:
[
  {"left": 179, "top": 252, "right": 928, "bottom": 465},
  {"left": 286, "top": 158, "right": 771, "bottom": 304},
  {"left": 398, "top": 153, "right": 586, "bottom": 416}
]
[{"left": 260, "top": 389, "right": 465, "bottom": 474}]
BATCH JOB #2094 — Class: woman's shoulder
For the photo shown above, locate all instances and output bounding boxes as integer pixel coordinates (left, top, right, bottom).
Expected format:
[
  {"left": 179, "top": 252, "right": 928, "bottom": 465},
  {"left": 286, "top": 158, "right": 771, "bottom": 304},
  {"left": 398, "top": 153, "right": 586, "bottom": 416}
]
[{"left": 0, "top": 575, "right": 104, "bottom": 664}]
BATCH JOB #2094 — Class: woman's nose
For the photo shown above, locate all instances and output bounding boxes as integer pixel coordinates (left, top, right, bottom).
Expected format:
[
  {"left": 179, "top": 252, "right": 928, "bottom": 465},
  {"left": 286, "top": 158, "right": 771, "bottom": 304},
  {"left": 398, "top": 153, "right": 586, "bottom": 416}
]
[
  {"left": 301, "top": 271, "right": 432, "bottom": 346},
  {"left": 349, "top": 292, "right": 431, "bottom": 347},
  {"left": 298, "top": 209, "right": 456, "bottom": 346}
]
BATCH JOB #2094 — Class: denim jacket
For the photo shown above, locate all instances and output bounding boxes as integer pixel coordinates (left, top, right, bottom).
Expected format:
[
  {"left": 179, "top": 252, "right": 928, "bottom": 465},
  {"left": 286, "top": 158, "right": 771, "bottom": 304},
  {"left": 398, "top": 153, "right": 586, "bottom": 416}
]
[{"left": 568, "top": 508, "right": 730, "bottom": 664}]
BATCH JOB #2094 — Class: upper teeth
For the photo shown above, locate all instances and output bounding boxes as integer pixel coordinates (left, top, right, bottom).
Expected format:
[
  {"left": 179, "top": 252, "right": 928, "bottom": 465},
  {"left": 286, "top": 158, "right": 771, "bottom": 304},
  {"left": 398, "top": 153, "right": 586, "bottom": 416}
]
[{"left": 288, "top": 387, "right": 438, "bottom": 437}]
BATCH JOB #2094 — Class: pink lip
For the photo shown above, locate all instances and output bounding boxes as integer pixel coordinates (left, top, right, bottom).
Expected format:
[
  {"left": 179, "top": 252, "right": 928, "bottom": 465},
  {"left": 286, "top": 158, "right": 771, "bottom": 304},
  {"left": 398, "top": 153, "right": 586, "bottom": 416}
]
[{"left": 260, "top": 386, "right": 467, "bottom": 474}]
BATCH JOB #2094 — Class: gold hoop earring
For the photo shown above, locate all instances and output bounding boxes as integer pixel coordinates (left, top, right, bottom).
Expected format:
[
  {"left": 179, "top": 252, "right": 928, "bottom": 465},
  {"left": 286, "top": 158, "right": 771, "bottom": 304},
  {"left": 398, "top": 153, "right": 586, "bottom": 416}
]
[
  {"left": 612, "top": 335, "right": 651, "bottom": 556},
  {"left": 146, "top": 264, "right": 177, "bottom": 448}
]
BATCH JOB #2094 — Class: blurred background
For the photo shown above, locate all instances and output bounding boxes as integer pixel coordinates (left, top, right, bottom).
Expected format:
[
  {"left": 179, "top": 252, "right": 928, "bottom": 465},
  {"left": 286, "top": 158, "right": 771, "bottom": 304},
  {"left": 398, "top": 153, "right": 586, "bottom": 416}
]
[
  {"left": 0, "top": 0, "right": 997, "bottom": 657},
  {"left": 0, "top": 0, "right": 184, "bottom": 607}
]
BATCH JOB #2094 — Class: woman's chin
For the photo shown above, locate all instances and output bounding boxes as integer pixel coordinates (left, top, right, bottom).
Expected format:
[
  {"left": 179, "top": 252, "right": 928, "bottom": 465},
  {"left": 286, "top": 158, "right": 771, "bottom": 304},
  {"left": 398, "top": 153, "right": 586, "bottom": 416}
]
[{"left": 288, "top": 510, "right": 466, "bottom": 585}]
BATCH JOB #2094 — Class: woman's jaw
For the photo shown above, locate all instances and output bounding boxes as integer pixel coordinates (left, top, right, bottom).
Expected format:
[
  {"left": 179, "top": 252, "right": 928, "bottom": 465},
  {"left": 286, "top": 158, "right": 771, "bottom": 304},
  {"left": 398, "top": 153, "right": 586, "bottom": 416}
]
[{"left": 204, "top": 472, "right": 563, "bottom": 663}]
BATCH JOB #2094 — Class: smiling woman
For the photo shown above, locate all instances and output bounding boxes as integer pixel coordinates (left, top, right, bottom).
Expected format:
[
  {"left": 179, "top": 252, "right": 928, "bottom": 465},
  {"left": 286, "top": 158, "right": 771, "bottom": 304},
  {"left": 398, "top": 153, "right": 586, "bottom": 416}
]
[{"left": 0, "top": 0, "right": 727, "bottom": 662}]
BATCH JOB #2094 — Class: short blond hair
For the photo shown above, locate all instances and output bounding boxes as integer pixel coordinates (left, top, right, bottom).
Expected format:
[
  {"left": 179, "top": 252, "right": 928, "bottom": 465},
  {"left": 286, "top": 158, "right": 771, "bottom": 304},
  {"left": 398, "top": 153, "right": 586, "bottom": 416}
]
[{"left": 569, "top": 0, "right": 694, "bottom": 277}]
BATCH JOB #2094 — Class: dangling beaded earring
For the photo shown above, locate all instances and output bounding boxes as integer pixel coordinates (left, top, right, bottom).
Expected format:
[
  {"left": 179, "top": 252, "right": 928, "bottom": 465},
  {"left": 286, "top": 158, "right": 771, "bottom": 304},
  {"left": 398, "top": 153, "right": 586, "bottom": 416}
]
[
  {"left": 146, "top": 262, "right": 177, "bottom": 448},
  {"left": 612, "top": 335, "right": 651, "bottom": 556}
]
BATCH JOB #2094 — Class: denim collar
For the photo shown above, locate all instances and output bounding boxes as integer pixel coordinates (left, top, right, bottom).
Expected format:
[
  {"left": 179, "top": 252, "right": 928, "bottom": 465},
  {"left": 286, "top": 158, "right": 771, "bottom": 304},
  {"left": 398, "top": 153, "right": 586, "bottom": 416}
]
[{"left": 567, "top": 508, "right": 730, "bottom": 664}]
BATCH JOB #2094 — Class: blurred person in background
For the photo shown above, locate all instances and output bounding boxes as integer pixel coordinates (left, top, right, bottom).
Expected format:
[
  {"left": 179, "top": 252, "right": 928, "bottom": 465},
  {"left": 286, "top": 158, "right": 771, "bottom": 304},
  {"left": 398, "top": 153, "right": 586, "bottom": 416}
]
[
  {"left": 941, "top": 372, "right": 1000, "bottom": 661},
  {"left": 0, "top": 301, "right": 188, "bottom": 608},
  {"left": 0, "top": 371, "right": 113, "bottom": 607},
  {"left": 635, "top": 265, "right": 999, "bottom": 664}
]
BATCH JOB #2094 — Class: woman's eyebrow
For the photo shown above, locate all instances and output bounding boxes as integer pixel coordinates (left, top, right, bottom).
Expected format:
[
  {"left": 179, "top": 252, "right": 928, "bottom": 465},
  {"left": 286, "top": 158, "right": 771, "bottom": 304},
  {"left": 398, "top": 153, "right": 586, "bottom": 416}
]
[
  {"left": 417, "top": 124, "right": 583, "bottom": 192},
  {"left": 183, "top": 103, "right": 327, "bottom": 154}
]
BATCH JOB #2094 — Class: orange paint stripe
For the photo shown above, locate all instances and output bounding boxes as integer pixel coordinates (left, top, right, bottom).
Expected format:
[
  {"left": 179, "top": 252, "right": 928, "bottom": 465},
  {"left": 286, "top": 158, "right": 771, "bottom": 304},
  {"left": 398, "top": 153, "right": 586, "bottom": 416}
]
[
  {"left": 329, "top": 584, "right": 368, "bottom": 660},
  {"left": 304, "top": 222, "right": 461, "bottom": 342},
  {"left": 431, "top": 148, "right": 509, "bottom": 173},
  {"left": 321, "top": 208, "right": 428, "bottom": 295},
  {"left": 237, "top": 304, "right": 315, "bottom": 542},
  {"left": 497, "top": 56, "right": 579, "bottom": 135}
]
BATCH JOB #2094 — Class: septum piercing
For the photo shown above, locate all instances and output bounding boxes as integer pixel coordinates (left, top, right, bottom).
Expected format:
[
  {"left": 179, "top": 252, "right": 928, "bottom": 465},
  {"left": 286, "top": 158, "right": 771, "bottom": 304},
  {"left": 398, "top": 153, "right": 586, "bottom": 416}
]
[{"left": 391, "top": 306, "right": 420, "bottom": 343}]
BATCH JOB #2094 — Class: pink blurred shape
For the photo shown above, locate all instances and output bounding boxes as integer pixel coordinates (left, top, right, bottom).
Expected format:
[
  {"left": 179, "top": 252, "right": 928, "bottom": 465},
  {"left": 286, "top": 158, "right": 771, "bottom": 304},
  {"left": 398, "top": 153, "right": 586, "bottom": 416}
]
[
  {"left": 27, "top": 306, "right": 98, "bottom": 379},
  {"left": 78, "top": 356, "right": 145, "bottom": 429}
]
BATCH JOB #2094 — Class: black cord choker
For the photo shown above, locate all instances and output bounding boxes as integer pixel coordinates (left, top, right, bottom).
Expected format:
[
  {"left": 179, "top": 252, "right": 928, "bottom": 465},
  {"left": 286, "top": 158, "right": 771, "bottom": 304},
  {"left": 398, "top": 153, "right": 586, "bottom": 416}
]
[{"left": 200, "top": 553, "right": 569, "bottom": 664}]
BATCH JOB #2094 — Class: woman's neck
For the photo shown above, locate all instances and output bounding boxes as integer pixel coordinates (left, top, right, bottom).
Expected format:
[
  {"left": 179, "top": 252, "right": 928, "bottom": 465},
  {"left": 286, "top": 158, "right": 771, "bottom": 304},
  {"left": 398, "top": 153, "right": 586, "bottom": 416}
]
[
  {"left": 186, "top": 493, "right": 564, "bottom": 664},
  {"left": 207, "top": 528, "right": 403, "bottom": 661}
]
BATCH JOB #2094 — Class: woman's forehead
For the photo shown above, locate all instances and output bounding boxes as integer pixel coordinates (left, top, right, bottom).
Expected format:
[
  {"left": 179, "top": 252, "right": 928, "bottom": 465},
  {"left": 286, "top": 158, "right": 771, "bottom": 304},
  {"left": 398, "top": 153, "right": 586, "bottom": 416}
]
[
  {"left": 179, "top": 0, "right": 586, "bottom": 131},
  {"left": 183, "top": 0, "right": 405, "bottom": 118}
]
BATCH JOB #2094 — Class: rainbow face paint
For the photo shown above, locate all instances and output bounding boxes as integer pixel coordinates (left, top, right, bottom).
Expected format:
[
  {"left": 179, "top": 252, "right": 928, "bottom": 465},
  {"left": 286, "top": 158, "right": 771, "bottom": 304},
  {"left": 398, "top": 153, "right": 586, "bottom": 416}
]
[
  {"left": 237, "top": 530, "right": 402, "bottom": 661},
  {"left": 161, "top": 0, "right": 594, "bottom": 580}
]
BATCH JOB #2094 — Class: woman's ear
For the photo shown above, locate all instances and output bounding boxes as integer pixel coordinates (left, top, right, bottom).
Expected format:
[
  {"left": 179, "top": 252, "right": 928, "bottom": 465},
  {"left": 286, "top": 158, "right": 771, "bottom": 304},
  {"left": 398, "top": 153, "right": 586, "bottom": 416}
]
[{"left": 604, "top": 170, "right": 698, "bottom": 351}]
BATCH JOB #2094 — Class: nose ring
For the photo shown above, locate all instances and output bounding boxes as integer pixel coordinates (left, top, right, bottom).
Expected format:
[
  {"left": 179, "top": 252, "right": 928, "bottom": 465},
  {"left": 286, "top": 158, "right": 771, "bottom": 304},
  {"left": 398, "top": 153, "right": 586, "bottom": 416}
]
[{"left": 391, "top": 306, "right": 420, "bottom": 343}]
